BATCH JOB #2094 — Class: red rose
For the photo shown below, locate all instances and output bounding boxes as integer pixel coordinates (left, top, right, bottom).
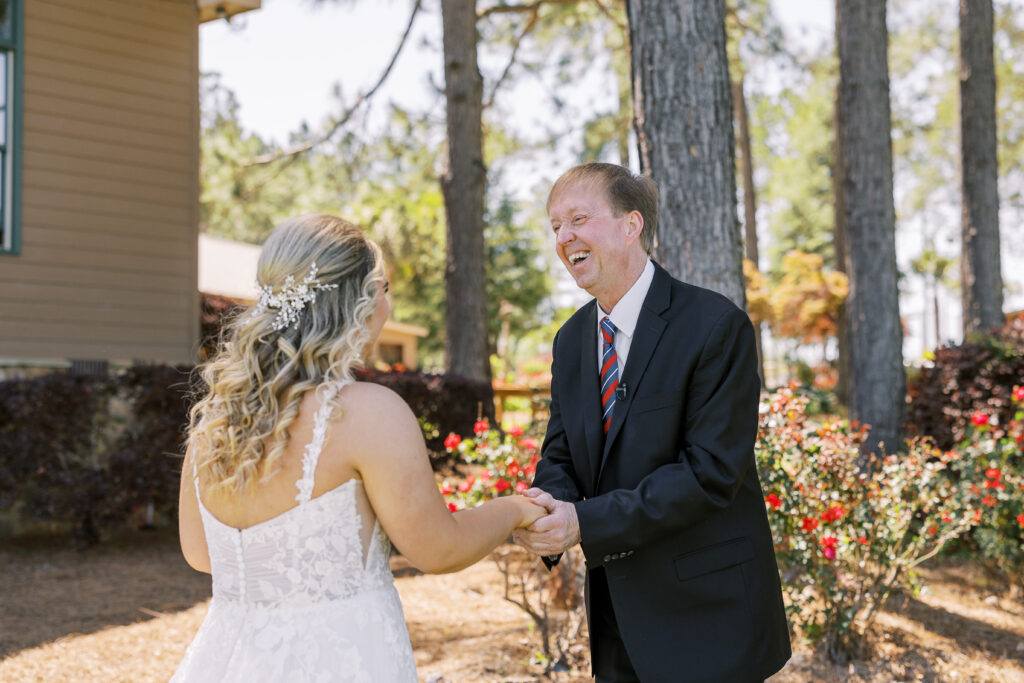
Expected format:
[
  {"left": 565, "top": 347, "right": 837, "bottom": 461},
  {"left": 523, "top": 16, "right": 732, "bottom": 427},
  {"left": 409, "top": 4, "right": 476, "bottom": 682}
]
[
  {"left": 506, "top": 461, "right": 521, "bottom": 477},
  {"left": 508, "top": 425, "right": 525, "bottom": 438},
  {"left": 819, "top": 535, "right": 838, "bottom": 548},
  {"left": 858, "top": 535, "right": 869, "bottom": 545},
  {"left": 764, "top": 493, "right": 782, "bottom": 510},
  {"left": 440, "top": 481, "right": 454, "bottom": 495},
  {"left": 985, "top": 468, "right": 1001, "bottom": 481},
  {"left": 520, "top": 437, "right": 539, "bottom": 451},
  {"left": 516, "top": 481, "right": 529, "bottom": 493},
  {"left": 821, "top": 505, "right": 845, "bottom": 523},
  {"left": 972, "top": 412, "right": 989, "bottom": 427},
  {"left": 1017, "top": 513, "right": 1024, "bottom": 527},
  {"left": 457, "top": 479, "right": 473, "bottom": 493},
  {"left": 822, "top": 546, "right": 836, "bottom": 560},
  {"left": 801, "top": 517, "right": 819, "bottom": 532},
  {"left": 493, "top": 478, "right": 511, "bottom": 492},
  {"left": 474, "top": 419, "right": 490, "bottom": 435},
  {"left": 927, "top": 526, "right": 938, "bottom": 535},
  {"left": 447, "top": 502, "right": 458, "bottom": 512},
  {"left": 444, "top": 433, "right": 462, "bottom": 451},
  {"left": 982, "top": 496, "right": 997, "bottom": 508},
  {"left": 1013, "top": 386, "right": 1024, "bottom": 402}
]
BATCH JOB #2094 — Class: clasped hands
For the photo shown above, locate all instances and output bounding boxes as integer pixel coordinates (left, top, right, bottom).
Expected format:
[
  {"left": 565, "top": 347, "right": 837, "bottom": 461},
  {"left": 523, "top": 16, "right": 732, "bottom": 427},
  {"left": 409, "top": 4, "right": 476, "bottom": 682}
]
[{"left": 514, "top": 488, "right": 581, "bottom": 557}]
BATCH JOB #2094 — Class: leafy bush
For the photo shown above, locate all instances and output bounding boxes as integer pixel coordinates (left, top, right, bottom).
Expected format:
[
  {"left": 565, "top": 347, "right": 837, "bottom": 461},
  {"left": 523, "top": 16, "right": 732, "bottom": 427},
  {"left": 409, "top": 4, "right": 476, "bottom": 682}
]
[
  {"left": 758, "top": 384, "right": 983, "bottom": 661},
  {"left": 949, "top": 392, "right": 1024, "bottom": 592},
  {"left": 907, "top": 314, "right": 1024, "bottom": 450},
  {"left": 441, "top": 421, "right": 586, "bottom": 674}
]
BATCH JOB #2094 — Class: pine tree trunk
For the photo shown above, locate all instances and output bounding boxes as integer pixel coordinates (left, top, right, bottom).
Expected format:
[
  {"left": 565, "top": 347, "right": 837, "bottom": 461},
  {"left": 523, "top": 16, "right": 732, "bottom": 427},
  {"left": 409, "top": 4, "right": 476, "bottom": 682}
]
[
  {"left": 628, "top": 0, "right": 745, "bottom": 307},
  {"left": 733, "top": 75, "right": 765, "bottom": 386},
  {"left": 440, "top": 0, "right": 492, "bottom": 385},
  {"left": 836, "top": 0, "right": 905, "bottom": 455},
  {"left": 833, "top": 59, "right": 851, "bottom": 408},
  {"left": 960, "top": 0, "right": 1004, "bottom": 336}
]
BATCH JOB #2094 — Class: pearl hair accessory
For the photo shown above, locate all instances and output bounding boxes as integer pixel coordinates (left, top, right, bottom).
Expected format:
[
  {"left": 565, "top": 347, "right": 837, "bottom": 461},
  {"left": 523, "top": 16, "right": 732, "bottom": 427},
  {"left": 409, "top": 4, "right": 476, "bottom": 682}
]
[{"left": 251, "top": 263, "right": 338, "bottom": 331}]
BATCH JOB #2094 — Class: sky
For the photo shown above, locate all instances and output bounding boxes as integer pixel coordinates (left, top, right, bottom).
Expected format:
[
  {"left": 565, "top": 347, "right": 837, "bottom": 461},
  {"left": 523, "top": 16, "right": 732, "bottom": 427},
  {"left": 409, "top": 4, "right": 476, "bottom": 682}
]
[{"left": 199, "top": 1, "right": 1021, "bottom": 363}]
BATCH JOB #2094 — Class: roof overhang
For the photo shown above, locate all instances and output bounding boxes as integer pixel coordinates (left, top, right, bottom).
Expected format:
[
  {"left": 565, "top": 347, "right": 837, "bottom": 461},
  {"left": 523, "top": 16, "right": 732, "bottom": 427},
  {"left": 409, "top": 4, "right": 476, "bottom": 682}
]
[{"left": 198, "top": 0, "right": 261, "bottom": 24}]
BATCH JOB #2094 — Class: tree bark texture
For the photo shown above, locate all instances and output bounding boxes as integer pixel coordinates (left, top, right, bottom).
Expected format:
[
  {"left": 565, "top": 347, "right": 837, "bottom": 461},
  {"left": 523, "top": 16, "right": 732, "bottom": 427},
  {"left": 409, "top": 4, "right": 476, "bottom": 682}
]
[
  {"left": 440, "top": 0, "right": 492, "bottom": 384},
  {"left": 836, "top": 0, "right": 904, "bottom": 454},
  {"left": 959, "top": 0, "right": 1004, "bottom": 335},
  {"left": 628, "top": 0, "right": 745, "bottom": 307},
  {"left": 832, "top": 51, "right": 851, "bottom": 407},
  {"left": 732, "top": 75, "right": 765, "bottom": 385}
]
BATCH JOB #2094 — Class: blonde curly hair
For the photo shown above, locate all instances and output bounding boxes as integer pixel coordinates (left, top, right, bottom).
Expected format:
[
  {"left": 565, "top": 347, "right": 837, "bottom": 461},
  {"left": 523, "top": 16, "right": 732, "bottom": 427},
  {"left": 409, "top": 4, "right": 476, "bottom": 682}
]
[{"left": 188, "top": 214, "right": 386, "bottom": 495}]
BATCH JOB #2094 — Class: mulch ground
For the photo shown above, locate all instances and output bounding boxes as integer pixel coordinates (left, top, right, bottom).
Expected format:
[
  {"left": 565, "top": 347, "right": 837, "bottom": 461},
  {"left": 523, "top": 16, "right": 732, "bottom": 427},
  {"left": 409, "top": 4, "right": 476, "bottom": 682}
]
[{"left": 1, "top": 528, "right": 1023, "bottom": 682}]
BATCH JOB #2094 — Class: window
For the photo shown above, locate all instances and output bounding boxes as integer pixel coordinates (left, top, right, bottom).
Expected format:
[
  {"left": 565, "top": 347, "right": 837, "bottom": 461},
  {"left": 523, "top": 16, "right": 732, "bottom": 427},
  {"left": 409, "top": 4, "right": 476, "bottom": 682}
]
[{"left": 0, "top": 0, "right": 20, "bottom": 255}]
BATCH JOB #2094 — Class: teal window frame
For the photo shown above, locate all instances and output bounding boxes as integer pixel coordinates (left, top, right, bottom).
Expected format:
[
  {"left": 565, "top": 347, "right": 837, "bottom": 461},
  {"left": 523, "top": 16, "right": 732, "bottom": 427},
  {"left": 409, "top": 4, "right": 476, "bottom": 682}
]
[{"left": 0, "top": 0, "right": 22, "bottom": 256}]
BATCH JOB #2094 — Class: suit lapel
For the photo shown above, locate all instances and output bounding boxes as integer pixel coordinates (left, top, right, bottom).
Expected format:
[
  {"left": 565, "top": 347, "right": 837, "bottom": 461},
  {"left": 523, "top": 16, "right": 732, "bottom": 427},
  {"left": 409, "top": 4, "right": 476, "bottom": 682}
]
[
  {"left": 597, "top": 265, "right": 672, "bottom": 482},
  {"left": 577, "top": 301, "right": 604, "bottom": 492}
]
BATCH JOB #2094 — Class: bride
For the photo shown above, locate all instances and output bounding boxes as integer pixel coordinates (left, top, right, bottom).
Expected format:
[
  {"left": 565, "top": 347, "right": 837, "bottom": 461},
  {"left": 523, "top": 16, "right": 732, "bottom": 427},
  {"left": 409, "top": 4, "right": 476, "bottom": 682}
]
[{"left": 172, "top": 214, "right": 545, "bottom": 682}]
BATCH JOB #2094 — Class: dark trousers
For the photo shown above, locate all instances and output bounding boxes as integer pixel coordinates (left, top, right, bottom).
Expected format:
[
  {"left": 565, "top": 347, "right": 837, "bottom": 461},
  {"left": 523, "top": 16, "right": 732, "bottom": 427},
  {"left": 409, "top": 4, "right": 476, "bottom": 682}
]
[{"left": 588, "top": 568, "right": 640, "bottom": 683}]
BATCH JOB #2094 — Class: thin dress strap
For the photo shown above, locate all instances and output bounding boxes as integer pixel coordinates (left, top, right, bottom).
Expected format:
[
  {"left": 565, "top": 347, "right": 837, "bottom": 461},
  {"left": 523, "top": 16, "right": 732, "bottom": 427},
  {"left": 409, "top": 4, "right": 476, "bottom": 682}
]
[{"left": 295, "top": 382, "right": 346, "bottom": 504}]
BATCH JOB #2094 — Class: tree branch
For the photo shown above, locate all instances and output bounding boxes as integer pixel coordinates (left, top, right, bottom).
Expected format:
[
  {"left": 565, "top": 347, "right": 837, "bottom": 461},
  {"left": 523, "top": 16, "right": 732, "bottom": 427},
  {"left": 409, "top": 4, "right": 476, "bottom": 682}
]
[
  {"left": 483, "top": 7, "right": 541, "bottom": 108},
  {"left": 241, "top": 0, "right": 423, "bottom": 167},
  {"left": 477, "top": 0, "right": 579, "bottom": 20}
]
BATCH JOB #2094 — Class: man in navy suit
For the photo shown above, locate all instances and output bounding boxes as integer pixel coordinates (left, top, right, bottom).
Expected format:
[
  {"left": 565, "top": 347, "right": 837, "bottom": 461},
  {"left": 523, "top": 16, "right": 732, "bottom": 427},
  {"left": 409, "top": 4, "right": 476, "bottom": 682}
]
[{"left": 515, "top": 163, "right": 790, "bottom": 682}]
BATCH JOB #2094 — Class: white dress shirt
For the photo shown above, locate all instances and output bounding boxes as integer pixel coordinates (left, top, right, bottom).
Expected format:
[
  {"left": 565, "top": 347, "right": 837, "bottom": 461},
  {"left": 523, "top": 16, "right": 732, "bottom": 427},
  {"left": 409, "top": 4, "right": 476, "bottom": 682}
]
[{"left": 596, "top": 259, "right": 655, "bottom": 376}]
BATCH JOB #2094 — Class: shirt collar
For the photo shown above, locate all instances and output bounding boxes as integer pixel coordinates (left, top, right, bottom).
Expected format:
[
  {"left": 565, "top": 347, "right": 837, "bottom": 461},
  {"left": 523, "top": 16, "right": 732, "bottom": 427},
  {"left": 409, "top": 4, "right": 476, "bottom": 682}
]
[{"left": 598, "top": 259, "right": 655, "bottom": 339}]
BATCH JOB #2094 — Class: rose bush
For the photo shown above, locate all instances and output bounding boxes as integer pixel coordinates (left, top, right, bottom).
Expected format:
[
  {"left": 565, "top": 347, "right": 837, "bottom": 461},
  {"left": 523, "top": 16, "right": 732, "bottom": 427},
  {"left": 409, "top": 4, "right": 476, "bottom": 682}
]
[
  {"left": 949, "top": 390, "right": 1024, "bottom": 594},
  {"left": 757, "top": 383, "right": 985, "bottom": 661}
]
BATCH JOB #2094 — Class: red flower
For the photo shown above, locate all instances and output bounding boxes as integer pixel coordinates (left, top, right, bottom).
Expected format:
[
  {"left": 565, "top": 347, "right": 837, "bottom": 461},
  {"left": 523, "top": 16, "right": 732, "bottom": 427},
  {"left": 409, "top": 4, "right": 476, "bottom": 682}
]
[
  {"left": 480, "top": 470, "right": 491, "bottom": 482},
  {"left": 440, "top": 481, "right": 454, "bottom": 495},
  {"left": 982, "top": 496, "right": 997, "bottom": 508},
  {"left": 927, "top": 526, "right": 938, "bottom": 535},
  {"left": 972, "top": 412, "right": 989, "bottom": 427},
  {"left": 985, "top": 468, "right": 1001, "bottom": 481},
  {"left": 524, "top": 463, "right": 536, "bottom": 475},
  {"left": 858, "top": 535, "right": 869, "bottom": 545},
  {"left": 493, "top": 478, "right": 511, "bottom": 492},
  {"left": 819, "top": 535, "right": 838, "bottom": 559},
  {"left": 506, "top": 461, "right": 521, "bottom": 478},
  {"left": 508, "top": 425, "right": 525, "bottom": 438},
  {"left": 520, "top": 437, "right": 539, "bottom": 451},
  {"left": 444, "top": 433, "right": 462, "bottom": 451},
  {"left": 941, "top": 512, "right": 952, "bottom": 523},
  {"left": 1017, "top": 513, "right": 1024, "bottom": 527},
  {"left": 822, "top": 546, "right": 836, "bottom": 560},
  {"left": 515, "top": 481, "right": 529, "bottom": 493},
  {"left": 457, "top": 478, "right": 473, "bottom": 493},
  {"left": 801, "top": 517, "right": 819, "bottom": 532},
  {"left": 973, "top": 509, "right": 983, "bottom": 522},
  {"left": 765, "top": 493, "right": 782, "bottom": 510},
  {"left": 447, "top": 502, "right": 458, "bottom": 512},
  {"left": 393, "top": 362, "right": 406, "bottom": 372},
  {"left": 474, "top": 419, "right": 490, "bottom": 435},
  {"left": 1013, "top": 386, "right": 1024, "bottom": 402},
  {"left": 820, "top": 505, "right": 846, "bottom": 523}
]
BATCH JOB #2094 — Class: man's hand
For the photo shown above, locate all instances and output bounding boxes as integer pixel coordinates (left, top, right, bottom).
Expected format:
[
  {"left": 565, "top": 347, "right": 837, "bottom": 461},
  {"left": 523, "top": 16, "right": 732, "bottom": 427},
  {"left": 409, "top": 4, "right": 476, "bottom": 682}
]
[{"left": 512, "top": 488, "right": 581, "bottom": 556}]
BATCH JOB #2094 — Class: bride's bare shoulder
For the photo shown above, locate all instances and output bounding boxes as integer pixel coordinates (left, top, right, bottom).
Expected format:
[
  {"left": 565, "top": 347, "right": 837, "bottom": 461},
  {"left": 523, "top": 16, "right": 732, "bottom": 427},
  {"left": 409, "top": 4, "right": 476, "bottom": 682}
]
[{"left": 336, "top": 381, "right": 418, "bottom": 430}]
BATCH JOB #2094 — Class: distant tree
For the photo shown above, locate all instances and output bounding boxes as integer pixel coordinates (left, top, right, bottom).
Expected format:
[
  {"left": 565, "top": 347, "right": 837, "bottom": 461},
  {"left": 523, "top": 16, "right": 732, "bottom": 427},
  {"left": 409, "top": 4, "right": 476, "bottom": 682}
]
[
  {"left": 959, "top": 0, "right": 1004, "bottom": 335},
  {"left": 910, "top": 246, "right": 956, "bottom": 351},
  {"left": 835, "top": 0, "right": 905, "bottom": 455},
  {"left": 628, "top": 0, "right": 745, "bottom": 306}
]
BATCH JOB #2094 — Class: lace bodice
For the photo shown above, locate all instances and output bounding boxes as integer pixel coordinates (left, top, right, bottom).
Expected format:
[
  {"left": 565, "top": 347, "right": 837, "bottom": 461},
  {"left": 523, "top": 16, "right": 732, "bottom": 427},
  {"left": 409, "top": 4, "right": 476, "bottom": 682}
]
[
  {"left": 194, "top": 385, "right": 394, "bottom": 607},
  {"left": 174, "top": 382, "right": 418, "bottom": 682}
]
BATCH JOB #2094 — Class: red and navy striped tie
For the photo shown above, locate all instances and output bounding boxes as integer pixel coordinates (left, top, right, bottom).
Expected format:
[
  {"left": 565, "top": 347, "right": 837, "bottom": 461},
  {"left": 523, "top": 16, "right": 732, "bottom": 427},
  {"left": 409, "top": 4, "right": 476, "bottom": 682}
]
[{"left": 600, "top": 316, "right": 619, "bottom": 434}]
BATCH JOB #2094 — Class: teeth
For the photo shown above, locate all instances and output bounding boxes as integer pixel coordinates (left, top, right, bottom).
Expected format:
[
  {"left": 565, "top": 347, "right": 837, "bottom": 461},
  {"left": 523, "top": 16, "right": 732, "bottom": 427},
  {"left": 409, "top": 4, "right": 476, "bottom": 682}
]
[{"left": 569, "top": 251, "right": 590, "bottom": 264}]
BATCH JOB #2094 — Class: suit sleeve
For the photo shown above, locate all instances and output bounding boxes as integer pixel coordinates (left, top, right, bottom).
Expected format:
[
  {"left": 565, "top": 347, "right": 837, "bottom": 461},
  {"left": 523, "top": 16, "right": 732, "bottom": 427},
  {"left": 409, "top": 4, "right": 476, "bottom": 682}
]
[
  {"left": 573, "top": 306, "right": 761, "bottom": 567},
  {"left": 530, "top": 329, "right": 583, "bottom": 503}
]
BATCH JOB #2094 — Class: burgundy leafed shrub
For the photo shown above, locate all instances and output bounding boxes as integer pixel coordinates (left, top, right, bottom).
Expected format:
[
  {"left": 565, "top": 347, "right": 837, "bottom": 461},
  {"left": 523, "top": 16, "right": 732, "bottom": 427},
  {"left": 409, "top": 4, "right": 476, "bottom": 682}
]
[{"left": 907, "top": 314, "right": 1024, "bottom": 450}]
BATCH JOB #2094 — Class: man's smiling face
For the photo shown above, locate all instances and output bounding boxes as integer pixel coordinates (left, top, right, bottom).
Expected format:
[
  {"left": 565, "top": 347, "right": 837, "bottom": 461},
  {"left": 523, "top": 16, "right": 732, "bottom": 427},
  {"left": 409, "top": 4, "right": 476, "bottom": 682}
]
[{"left": 548, "top": 179, "right": 642, "bottom": 310}]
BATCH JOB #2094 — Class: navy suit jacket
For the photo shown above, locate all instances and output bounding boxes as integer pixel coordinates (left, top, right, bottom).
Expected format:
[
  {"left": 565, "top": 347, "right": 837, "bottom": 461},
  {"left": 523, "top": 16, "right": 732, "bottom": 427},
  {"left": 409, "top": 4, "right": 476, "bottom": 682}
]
[{"left": 533, "top": 263, "right": 791, "bottom": 682}]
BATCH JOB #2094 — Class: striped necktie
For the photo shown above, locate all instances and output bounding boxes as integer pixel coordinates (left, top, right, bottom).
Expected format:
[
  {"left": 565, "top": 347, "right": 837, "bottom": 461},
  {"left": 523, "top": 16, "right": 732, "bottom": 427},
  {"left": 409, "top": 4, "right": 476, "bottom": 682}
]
[{"left": 600, "top": 316, "right": 619, "bottom": 434}]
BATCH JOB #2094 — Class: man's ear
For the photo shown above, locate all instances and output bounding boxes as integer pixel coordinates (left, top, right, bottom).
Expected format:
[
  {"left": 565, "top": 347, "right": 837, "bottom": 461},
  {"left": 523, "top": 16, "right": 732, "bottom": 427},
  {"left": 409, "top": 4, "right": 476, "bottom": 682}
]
[{"left": 623, "top": 211, "right": 644, "bottom": 245}]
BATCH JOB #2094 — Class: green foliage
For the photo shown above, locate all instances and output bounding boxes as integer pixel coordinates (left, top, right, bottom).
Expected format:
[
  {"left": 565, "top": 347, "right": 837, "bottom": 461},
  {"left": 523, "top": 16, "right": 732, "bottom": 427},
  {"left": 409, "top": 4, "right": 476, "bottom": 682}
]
[{"left": 758, "top": 385, "right": 984, "bottom": 661}]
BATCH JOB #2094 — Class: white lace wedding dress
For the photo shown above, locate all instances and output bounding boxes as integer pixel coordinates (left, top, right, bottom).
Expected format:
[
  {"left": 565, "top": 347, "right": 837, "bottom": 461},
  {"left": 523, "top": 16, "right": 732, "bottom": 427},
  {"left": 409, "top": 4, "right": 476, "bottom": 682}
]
[{"left": 172, "top": 386, "right": 418, "bottom": 682}]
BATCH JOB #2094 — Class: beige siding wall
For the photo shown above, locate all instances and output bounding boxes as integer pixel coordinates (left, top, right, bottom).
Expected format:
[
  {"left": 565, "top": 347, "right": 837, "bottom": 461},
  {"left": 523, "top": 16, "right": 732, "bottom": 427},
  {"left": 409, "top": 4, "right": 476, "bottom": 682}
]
[{"left": 0, "top": 0, "right": 200, "bottom": 364}]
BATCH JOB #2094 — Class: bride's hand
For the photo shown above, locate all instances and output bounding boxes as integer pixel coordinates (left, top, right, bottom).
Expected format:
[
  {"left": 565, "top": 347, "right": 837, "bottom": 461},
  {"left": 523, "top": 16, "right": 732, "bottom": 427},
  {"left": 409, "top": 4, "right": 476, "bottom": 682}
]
[{"left": 514, "top": 495, "right": 548, "bottom": 528}]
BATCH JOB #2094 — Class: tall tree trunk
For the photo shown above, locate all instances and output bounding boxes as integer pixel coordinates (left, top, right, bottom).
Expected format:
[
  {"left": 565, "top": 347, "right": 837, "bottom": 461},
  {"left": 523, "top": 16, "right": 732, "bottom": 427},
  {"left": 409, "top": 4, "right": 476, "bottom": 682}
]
[
  {"left": 960, "top": 0, "right": 1004, "bottom": 336},
  {"left": 833, "top": 54, "right": 851, "bottom": 408},
  {"left": 836, "top": 0, "right": 904, "bottom": 455},
  {"left": 628, "top": 0, "right": 745, "bottom": 307},
  {"left": 441, "top": 0, "right": 492, "bottom": 385},
  {"left": 732, "top": 75, "right": 765, "bottom": 385}
]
